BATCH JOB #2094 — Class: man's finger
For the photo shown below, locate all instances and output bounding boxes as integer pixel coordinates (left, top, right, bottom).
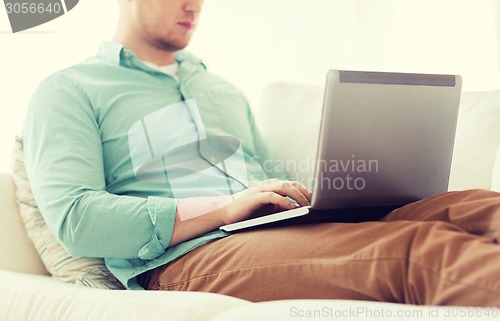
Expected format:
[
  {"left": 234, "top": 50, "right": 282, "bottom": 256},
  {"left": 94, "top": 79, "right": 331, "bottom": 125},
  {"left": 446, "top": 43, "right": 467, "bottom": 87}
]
[{"left": 259, "top": 192, "right": 298, "bottom": 210}]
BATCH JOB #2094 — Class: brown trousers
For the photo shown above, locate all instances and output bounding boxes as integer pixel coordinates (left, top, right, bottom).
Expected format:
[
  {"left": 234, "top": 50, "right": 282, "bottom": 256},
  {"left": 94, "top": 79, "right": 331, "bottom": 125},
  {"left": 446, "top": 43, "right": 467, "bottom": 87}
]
[{"left": 148, "top": 189, "right": 500, "bottom": 306}]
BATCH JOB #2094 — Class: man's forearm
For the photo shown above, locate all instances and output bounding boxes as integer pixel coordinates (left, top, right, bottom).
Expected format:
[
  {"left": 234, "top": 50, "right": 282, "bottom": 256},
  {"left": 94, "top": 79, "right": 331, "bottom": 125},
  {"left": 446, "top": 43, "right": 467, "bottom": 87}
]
[
  {"left": 168, "top": 179, "right": 312, "bottom": 247},
  {"left": 169, "top": 194, "right": 235, "bottom": 247}
]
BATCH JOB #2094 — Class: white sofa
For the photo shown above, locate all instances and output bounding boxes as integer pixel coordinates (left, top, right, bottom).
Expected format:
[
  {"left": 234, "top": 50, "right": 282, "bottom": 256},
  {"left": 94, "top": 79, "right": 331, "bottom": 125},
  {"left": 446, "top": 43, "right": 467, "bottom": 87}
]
[{"left": 2, "top": 83, "right": 500, "bottom": 321}]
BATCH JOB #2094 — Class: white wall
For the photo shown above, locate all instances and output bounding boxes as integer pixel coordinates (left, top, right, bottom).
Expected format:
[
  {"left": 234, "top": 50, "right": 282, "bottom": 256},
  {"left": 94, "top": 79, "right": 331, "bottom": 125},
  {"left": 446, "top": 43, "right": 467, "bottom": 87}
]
[
  {"left": 0, "top": 1, "right": 118, "bottom": 171},
  {"left": 1, "top": 0, "right": 499, "bottom": 172},
  {"left": 189, "top": 0, "right": 500, "bottom": 106}
]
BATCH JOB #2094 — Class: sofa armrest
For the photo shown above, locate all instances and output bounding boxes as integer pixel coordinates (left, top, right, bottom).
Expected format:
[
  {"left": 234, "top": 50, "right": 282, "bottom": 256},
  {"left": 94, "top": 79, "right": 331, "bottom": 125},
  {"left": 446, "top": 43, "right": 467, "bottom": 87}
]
[
  {"left": 0, "top": 269, "right": 250, "bottom": 321},
  {"left": 0, "top": 173, "right": 48, "bottom": 275}
]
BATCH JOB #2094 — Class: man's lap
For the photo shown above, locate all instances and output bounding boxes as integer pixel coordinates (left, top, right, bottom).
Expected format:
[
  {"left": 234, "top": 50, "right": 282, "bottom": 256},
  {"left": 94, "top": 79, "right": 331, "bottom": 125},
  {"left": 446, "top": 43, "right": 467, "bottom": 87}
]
[{"left": 147, "top": 189, "right": 500, "bottom": 304}]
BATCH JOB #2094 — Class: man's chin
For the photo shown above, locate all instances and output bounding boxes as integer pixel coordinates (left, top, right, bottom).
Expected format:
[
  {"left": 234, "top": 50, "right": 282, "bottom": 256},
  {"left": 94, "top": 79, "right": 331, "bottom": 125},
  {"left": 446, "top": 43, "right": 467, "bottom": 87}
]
[{"left": 157, "top": 38, "right": 191, "bottom": 52}]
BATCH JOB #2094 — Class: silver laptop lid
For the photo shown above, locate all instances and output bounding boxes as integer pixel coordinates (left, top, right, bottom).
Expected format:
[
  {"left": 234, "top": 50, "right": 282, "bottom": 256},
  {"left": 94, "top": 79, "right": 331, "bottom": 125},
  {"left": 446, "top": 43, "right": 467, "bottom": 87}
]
[{"left": 311, "top": 70, "right": 462, "bottom": 210}]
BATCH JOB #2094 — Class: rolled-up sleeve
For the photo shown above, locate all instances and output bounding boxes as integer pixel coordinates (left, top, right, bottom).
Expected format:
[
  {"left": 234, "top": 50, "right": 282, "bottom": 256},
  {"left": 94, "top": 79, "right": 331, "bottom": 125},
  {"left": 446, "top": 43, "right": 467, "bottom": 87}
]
[
  {"left": 23, "top": 74, "right": 176, "bottom": 260},
  {"left": 138, "top": 196, "right": 176, "bottom": 260}
]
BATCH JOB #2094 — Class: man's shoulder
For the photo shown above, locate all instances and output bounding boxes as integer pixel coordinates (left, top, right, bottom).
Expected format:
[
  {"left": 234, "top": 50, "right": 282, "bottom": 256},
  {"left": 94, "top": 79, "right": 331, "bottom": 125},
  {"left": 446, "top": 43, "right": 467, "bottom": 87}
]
[
  {"left": 36, "top": 52, "right": 132, "bottom": 105},
  {"left": 41, "top": 55, "right": 110, "bottom": 85},
  {"left": 30, "top": 55, "right": 114, "bottom": 112}
]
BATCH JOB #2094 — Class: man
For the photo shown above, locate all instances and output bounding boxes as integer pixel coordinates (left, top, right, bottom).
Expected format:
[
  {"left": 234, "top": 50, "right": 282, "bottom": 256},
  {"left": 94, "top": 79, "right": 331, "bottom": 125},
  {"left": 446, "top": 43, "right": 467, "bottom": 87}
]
[{"left": 23, "top": 0, "right": 500, "bottom": 305}]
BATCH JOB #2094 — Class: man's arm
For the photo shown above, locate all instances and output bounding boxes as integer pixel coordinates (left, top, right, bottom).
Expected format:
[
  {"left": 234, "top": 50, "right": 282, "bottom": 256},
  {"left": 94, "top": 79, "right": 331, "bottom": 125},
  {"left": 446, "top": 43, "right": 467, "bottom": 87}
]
[
  {"left": 23, "top": 75, "right": 178, "bottom": 260},
  {"left": 24, "top": 75, "right": 311, "bottom": 260}
]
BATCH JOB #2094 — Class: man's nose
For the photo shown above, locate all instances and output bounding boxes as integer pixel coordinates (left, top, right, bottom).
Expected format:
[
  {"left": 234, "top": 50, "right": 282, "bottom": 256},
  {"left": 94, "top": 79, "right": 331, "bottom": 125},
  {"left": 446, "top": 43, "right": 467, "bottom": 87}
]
[{"left": 184, "top": 0, "right": 203, "bottom": 13}]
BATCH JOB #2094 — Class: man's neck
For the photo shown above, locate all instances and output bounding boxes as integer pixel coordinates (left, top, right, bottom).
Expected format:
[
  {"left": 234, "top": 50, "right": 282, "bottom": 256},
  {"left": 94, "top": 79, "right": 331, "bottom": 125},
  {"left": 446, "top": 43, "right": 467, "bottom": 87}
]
[
  {"left": 113, "top": 33, "right": 176, "bottom": 66},
  {"left": 133, "top": 44, "right": 176, "bottom": 66}
]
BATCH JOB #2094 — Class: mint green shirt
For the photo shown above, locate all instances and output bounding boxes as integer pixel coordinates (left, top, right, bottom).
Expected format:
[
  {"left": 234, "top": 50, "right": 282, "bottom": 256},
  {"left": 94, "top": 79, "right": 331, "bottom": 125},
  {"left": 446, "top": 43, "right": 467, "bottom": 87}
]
[{"left": 22, "top": 42, "right": 286, "bottom": 289}]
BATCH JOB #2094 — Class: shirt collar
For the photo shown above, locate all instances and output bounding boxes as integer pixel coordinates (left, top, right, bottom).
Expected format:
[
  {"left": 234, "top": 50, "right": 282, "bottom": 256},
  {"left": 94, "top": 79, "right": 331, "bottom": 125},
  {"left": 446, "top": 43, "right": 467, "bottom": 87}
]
[{"left": 96, "top": 41, "right": 206, "bottom": 71}]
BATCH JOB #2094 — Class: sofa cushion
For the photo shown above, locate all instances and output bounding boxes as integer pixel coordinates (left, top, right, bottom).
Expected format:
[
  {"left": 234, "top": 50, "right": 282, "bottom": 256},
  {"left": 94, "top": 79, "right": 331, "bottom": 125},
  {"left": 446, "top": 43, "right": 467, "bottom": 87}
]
[
  {"left": 448, "top": 90, "right": 500, "bottom": 191},
  {"left": 11, "top": 136, "right": 124, "bottom": 289},
  {"left": 491, "top": 143, "right": 500, "bottom": 192},
  {"left": 255, "top": 84, "right": 500, "bottom": 191},
  {"left": 255, "top": 83, "right": 323, "bottom": 189}
]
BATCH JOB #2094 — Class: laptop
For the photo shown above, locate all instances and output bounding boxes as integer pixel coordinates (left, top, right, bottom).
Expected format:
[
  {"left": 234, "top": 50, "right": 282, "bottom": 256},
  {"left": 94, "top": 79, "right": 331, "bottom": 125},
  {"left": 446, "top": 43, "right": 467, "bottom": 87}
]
[{"left": 220, "top": 69, "right": 463, "bottom": 232}]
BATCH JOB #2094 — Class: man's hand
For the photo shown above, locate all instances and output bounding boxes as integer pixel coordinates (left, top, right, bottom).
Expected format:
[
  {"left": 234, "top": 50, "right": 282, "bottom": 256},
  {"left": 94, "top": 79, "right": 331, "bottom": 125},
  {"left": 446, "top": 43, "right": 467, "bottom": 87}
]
[
  {"left": 220, "top": 179, "right": 312, "bottom": 225},
  {"left": 170, "top": 179, "right": 312, "bottom": 247}
]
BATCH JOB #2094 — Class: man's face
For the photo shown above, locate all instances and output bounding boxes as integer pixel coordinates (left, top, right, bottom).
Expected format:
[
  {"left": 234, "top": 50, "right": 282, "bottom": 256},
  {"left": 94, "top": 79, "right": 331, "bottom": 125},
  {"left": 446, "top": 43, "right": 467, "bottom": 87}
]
[{"left": 131, "top": 0, "right": 203, "bottom": 52}]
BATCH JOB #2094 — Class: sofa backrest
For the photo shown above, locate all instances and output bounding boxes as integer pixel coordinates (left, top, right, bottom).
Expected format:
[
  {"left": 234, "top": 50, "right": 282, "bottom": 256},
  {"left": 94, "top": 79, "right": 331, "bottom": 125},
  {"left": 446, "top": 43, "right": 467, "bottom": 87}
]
[
  {"left": 255, "top": 83, "right": 500, "bottom": 191},
  {"left": 0, "top": 173, "right": 48, "bottom": 275}
]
